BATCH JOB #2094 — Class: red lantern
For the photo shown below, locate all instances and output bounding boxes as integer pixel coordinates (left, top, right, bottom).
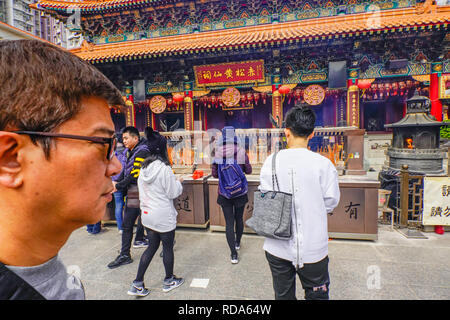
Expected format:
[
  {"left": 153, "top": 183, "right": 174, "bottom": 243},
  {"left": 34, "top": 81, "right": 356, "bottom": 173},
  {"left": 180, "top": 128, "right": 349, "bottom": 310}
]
[
  {"left": 173, "top": 93, "right": 184, "bottom": 103},
  {"left": 278, "top": 85, "right": 291, "bottom": 95},
  {"left": 262, "top": 92, "right": 267, "bottom": 104},
  {"left": 392, "top": 82, "right": 398, "bottom": 96},
  {"left": 254, "top": 92, "right": 260, "bottom": 105},
  {"left": 240, "top": 94, "right": 246, "bottom": 107},
  {"left": 294, "top": 88, "right": 302, "bottom": 103},
  {"left": 357, "top": 79, "right": 372, "bottom": 90}
]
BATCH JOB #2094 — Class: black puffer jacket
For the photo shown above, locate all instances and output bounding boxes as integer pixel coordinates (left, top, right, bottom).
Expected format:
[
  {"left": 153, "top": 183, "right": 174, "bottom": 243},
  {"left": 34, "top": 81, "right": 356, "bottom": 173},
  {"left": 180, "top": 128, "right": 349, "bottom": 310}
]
[{"left": 0, "top": 262, "right": 45, "bottom": 300}]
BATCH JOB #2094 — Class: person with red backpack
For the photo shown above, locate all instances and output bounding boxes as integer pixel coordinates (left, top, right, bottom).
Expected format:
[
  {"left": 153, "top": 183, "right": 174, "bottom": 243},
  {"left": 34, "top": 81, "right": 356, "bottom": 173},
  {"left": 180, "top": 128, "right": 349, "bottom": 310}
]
[{"left": 212, "top": 126, "right": 252, "bottom": 264}]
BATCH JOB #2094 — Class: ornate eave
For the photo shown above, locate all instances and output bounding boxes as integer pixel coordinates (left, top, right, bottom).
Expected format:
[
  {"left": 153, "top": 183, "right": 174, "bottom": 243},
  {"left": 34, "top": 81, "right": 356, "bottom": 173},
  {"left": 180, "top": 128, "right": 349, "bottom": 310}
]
[
  {"left": 31, "top": 0, "right": 179, "bottom": 14},
  {"left": 69, "top": 5, "right": 450, "bottom": 63}
]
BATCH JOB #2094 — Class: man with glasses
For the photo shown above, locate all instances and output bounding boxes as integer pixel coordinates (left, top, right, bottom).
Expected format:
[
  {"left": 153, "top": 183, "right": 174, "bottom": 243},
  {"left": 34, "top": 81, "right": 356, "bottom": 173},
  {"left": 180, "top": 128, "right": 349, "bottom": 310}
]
[
  {"left": 107, "top": 126, "right": 151, "bottom": 269},
  {"left": 0, "top": 40, "right": 123, "bottom": 299}
]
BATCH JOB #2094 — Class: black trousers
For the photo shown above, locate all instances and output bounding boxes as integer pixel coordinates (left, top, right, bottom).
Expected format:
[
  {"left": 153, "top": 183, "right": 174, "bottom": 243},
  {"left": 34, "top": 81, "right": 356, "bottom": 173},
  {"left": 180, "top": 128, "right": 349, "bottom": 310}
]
[
  {"left": 265, "top": 251, "right": 330, "bottom": 300},
  {"left": 135, "top": 228, "right": 176, "bottom": 282},
  {"left": 120, "top": 206, "right": 145, "bottom": 257},
  {"left": 221, "top": 204, "right": 245, "bottom": 256}
]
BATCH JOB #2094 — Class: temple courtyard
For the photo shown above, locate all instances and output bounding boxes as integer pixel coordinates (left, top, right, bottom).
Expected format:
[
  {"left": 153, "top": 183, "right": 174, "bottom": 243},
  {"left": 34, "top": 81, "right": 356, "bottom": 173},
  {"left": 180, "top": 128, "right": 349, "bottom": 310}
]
[{"left": 59, "top": 223, "right": 450, "bottom": 300}]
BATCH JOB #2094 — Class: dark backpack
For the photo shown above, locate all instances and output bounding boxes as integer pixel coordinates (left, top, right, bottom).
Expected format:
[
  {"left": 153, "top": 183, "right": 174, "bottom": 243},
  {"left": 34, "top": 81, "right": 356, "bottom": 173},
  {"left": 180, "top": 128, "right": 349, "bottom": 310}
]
[{"left": 218, "top": 161, "right": 248, "bottom": 199}]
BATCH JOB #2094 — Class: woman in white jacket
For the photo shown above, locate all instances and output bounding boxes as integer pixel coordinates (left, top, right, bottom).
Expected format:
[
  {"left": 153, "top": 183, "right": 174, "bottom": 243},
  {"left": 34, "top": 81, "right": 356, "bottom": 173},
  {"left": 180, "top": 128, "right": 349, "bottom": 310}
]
[{"left": 127, "top": 152, "right": 184, "bottom": 297}]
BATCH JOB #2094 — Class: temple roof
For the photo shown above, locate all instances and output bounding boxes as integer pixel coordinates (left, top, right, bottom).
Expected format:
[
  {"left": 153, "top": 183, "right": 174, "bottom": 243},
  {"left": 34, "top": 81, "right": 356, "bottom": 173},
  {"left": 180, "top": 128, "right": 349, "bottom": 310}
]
[
  {"left": 70, "top": 5, "right": 450, "bottom": 63},
  {"left": 32, "top": 0, "right": 175, "bottom": 12}
]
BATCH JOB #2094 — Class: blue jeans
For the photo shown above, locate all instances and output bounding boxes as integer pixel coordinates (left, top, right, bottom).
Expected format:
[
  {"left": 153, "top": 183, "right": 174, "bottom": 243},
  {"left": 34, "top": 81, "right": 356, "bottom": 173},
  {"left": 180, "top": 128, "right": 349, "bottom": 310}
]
[
  {"left": 87, "top": 222, "right": 101, "bottom": 234},
  {"left": 113, "top": 191, "right": 125, "bottom": 231}
]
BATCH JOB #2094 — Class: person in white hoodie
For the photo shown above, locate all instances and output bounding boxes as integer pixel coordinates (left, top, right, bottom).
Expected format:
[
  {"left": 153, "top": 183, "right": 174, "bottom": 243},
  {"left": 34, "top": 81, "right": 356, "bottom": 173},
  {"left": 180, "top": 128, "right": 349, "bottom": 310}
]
[
  {"left": 127, "top": 152, "right": 184, "bottom": 297},
  {"left": 259, "top": 105, "right": 340, "bottom": 300}
]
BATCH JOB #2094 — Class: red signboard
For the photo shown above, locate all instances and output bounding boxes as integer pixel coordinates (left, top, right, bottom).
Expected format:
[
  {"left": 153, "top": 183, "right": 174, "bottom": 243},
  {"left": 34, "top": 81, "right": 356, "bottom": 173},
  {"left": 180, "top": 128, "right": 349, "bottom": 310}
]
[{"left": 194, "top": 60, "right": 265, "bottom": 87}]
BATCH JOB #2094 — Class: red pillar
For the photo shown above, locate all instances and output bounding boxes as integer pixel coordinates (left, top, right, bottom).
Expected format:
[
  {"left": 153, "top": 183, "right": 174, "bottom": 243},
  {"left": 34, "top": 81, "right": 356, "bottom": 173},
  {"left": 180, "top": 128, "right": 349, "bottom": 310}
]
[{"left": 430, "top": 73, "right": 443, "bottom": 121}]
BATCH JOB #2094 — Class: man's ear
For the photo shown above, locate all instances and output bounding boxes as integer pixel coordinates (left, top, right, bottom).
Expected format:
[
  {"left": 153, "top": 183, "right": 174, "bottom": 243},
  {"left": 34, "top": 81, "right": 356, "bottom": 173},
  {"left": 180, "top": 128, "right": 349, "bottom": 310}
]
[{"left": 0, "top": 132, "right": 23, "bottom": 188}]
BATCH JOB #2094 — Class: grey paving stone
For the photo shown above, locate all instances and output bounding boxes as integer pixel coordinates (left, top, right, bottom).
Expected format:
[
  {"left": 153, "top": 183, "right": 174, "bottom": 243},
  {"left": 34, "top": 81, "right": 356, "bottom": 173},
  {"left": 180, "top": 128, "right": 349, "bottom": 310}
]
[{"left": 58, "top": 224, "right": 450, "bottom": 300}]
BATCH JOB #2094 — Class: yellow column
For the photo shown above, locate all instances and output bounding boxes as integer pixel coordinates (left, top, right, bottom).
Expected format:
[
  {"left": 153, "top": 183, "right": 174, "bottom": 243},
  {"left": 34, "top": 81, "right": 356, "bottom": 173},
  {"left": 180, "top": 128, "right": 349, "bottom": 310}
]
[
  {"left": 346, "top": 85, "right": 360, "bottom": 128},
  {"left": 272, "top": 90, "right": 282, "bottom": 128}
]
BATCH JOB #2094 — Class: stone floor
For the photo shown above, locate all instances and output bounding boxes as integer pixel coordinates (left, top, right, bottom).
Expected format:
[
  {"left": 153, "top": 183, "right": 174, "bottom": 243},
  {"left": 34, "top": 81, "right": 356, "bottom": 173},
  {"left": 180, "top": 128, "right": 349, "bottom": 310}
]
[{"left": 58, "top": 224, "right": 450, "bottom": 300}]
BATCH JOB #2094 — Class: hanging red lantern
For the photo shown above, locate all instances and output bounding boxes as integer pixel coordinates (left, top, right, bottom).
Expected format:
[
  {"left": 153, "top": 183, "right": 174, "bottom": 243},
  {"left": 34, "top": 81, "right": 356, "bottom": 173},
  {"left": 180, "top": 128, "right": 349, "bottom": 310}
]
[
  {"left": 406, "top": 80, "right": 413, "bottom": 88},
  {"left": 173, "top": 93, "right": 184, "bottom": 110},
  {"left": 211, "top": 94, "right": 217, "bottom": 108},
  {"left": 357, "top": 79, "right": 372, "bottom": 90},
  {"left": 167, "top": 97, "right": 173, "bottom": 108},
  {"left": 399, "top": 82, "right": 406, "bottom": 96},
  {"left": 173, "top": 93, "right": 184, "bottom": 103},
  {"left": 261, "top": 92, "right": 267, "bottom": 104},
  {"left": 278, "top": 85, "right": 291, "bottom": 95},
  {"left": 392, "top": 82, "right": 398, "bottom": 96},
  {"left": 294, "top": 88, "right": 302, "bottom": 103},
  {"left": 254, "top": 92, "right": 260, "bottom": 105},
  {"left": 247, "top": 92, "right": 253, "bottom": 103},
  {"left": 240, "top": 94, "right": 247, "bottom": 107}
]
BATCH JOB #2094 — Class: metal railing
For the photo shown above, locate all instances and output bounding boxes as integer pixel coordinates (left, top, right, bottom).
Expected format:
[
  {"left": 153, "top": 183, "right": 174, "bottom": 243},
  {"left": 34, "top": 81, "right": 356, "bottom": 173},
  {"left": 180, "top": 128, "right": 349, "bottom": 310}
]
[{"left": 399, "top": 164, "right": 425, "bottom": 228}]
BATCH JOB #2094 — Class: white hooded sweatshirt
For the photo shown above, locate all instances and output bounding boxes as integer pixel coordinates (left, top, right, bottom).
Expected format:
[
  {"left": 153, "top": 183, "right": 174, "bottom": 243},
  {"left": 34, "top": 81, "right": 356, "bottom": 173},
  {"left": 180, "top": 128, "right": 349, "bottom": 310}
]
[
  {"left": 137, "top": 160, "right": 183, "bottom": 233},
  {"left": 259, "top": 148, "right": 340, "bottom": 268}
]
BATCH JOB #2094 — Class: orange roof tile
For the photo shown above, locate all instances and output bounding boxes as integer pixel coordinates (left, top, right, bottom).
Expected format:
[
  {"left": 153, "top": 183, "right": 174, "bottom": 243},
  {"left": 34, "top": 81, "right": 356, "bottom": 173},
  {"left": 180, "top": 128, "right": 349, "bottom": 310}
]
[{"left": 71, "top": 6, "right": 450, "bottom": 62}]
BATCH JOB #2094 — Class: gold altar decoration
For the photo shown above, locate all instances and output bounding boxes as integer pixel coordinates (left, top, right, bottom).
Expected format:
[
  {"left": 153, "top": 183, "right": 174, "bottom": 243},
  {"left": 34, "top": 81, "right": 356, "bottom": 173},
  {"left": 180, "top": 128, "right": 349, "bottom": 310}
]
[
  {"left": 303, "top": 84, "right": 326, "bottom": 106},
  {"left": 149, "top": 95, "right": 167, "bottom": 114}
]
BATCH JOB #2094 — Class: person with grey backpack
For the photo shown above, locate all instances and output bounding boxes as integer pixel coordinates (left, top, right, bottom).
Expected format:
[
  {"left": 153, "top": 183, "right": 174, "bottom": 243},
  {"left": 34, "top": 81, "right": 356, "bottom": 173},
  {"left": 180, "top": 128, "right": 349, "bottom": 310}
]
[{"left": 258, "top": 106, "right": 340, "bottom": 300}]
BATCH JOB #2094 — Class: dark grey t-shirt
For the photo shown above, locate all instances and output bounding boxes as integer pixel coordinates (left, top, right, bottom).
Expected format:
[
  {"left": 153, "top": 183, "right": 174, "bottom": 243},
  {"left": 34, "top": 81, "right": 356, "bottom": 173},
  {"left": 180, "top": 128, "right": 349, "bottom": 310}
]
[{"left": 6, "top": 255, "right": 85, "bottom": 300}]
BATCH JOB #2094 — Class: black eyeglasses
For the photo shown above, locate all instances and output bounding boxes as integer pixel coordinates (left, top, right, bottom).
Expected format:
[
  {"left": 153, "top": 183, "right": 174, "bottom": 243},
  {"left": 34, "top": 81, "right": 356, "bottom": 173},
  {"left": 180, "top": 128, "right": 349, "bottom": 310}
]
[{"left": 13, "top": 131, "right": 117, "bottom": 161}]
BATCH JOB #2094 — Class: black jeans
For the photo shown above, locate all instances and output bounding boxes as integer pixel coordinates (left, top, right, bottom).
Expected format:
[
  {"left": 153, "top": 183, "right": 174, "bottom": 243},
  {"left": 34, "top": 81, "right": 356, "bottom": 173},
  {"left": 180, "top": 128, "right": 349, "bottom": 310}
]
[
  {"left": 221, "top": 204, "right": 245, "bottom": 256},
  {"left": 135, "top": 228, "right": 176, "bottom": 282},
  {"left": 265, "top": 251, "right": 330, "bottom": 300},
  {"left": 120, "top": 206, "right": 145, "bottom": 257}
]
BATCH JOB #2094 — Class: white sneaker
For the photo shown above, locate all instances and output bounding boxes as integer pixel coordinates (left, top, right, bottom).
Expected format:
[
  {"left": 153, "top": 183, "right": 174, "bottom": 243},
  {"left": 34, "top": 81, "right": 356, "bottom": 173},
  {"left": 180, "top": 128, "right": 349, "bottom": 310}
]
[{"left": 231, "top": 254, "right": 239, "bottom": 264}]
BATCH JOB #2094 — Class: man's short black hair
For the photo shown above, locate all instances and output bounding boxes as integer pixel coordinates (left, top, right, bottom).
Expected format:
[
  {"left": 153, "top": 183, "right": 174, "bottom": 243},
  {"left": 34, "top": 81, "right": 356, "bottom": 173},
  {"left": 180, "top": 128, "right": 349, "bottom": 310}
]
[
  {"left": 122, "top": 126, "right": 140, "bottom": 138},
  {"left": 284, "top": 105, "right": 316, "bottom": 138}
]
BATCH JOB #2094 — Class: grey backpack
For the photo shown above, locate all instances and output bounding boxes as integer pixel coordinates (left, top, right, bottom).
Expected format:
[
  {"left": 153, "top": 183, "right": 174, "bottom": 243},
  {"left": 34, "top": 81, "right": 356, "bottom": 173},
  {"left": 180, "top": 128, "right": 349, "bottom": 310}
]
[{"left": 246, "top": 151, "right": 293, "bottom": 240}]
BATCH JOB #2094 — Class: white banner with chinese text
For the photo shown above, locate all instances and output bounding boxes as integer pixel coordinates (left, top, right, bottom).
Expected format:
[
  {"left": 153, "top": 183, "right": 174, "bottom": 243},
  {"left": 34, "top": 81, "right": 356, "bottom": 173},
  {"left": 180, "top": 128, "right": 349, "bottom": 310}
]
[{"left": 423, "top": 177, "right": 450, "bottom": 226}]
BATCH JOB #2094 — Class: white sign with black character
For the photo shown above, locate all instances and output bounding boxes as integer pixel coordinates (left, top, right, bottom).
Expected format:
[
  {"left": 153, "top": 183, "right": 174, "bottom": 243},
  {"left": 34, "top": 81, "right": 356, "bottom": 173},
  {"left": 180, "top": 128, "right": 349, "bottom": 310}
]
[{"left": 422, "top": 177, "right": 450, "bottom": 226}]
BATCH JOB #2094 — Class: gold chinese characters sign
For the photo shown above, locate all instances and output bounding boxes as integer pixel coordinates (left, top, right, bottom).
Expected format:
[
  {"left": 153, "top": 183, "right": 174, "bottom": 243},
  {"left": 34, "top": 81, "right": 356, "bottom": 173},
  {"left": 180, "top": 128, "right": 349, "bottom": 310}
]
[
  {"left": 347, "top": 85, "right": 360, "bottom": 128},
  {"left": 149, "top": 95, "right": 167, "bottom": 114},
  {"left": 221, "top": 87, "right": 241, "bottom": 107},
  {"left": 194, "top": 60, "right": 265, "bottom": 87},
  {"left": 303, "top": 84, "right": 325, "bottom": 106}
]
